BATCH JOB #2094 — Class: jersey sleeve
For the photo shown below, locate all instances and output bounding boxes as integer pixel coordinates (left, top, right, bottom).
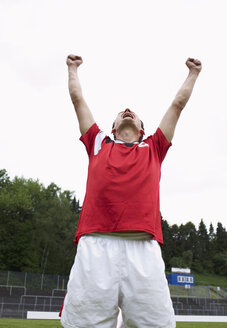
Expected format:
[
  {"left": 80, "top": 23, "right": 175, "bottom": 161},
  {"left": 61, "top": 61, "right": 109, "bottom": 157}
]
[
  {"left": 80, "top": 123, "right": 100, "bottom": 156},
  {"left": 146, "top": 127, "right": 172, "bottom": 163}
]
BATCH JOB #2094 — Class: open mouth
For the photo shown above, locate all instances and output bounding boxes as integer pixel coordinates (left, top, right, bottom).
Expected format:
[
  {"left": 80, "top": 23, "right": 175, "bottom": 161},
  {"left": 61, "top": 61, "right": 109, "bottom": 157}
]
[{"left": 122, "top": 113, "right": 134, "bottom": 119}]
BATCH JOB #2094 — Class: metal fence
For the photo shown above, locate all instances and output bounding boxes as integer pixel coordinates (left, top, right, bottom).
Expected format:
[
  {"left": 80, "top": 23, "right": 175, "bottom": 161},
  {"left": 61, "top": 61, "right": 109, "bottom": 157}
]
[
  {"left": 0, "top": 269, "right": 227, "bottom": 299},
  {"left": 0, "top": 270, "right": 68, "bottom": 291},
  {"left": 0, "top": 269, "right": 227, "bottom": 318},
  {"left": 169, "top": 284, "right": 227, "bottom": 299}
]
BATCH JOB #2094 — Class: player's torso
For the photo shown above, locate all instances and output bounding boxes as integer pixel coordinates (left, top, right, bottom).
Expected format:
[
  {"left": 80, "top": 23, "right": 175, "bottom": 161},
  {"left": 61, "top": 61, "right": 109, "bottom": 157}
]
[{"left": 87, "top": 137, "right": 161, "bottom": 202}]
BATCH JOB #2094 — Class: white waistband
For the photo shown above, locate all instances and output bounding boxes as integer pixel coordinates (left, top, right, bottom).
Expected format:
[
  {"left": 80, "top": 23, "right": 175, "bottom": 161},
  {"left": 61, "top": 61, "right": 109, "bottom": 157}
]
[{"left": 86, "top": 231, "right": 153, "bottom": 240}]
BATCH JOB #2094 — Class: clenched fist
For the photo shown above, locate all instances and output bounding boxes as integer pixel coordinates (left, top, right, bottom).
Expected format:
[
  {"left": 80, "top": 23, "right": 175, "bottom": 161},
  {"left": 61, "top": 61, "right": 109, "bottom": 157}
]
[
  {"left": 66, "top": 55, "right": 83, "bottom": 68},
  {"left": 186, "top": 58, "right": 202, "bottom": 73}
]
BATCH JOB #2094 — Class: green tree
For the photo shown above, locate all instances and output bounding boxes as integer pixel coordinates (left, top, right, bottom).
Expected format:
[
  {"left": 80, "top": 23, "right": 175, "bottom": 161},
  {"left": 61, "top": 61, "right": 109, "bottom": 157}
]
[
  {"left": 0, "top": 170, "right": 80, "bottom": 275},
  {"left": 196, "top": 220, "right": 209, "bottom": 257},
  {"left": 0, "top": 176, "right": 34, "bottom": 270},
  {"left": 0, "top": 169, "right": 10, "bottom": 188},
  {"left": 161, "top": 217, "right": 174, "bottom": 269},
  {"left": 31, "top": 182, "right": 78, "bottom": 275},
  {"left": 170, "top": 256, "right": 184, "bottom": 268},
  {"left": 71, "top": 196, "right": 80, "bottom": 213},
  {"left": 213, "top": 252, "right": 227, "bottom": 275},
  {"left": 182, "top": 250, "right": 193, "bottom": 268},
  {"left": 209, "top": 223, "right": 215, "bottom": 241},
  {"left": 215, "top": 222, "right": 227, "bottom": 252}
]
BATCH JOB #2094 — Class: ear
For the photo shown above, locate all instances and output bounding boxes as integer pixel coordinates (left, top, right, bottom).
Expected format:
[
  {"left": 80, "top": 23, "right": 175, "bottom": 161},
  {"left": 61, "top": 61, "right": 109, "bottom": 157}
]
[
  {"left": 111, "top": 128, "right": 116, "bottom": 134},
  {"left": 140, "top": 129, "right": 145, "bottom": 135}
]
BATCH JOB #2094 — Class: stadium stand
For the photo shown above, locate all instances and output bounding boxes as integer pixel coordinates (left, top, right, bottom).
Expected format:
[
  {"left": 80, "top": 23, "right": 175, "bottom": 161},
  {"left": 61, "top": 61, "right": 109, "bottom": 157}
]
[
  {"left": 0, "top": 286, "right": 66, "bottom": 318},
  {"left": 172, "top": 297, "right": 227, "bottom": 316},
  {"left": 1, "top": 286, "right": 227, "bottom": 319},
  {"left": 0, "top": 270, "right": 226, "bottom": 319}
]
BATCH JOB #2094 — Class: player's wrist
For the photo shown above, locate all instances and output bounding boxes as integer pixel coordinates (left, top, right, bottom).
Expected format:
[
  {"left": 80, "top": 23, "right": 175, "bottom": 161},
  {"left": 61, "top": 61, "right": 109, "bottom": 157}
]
[
  {"left": 68, "top": 64, "right": 79, "bottom": 72},
  {"left": 68, "top": 66, "right": 80, "bottom": 78},
  {"left": 188, "top": 63, "right": 202, "bottom": 75},
  {"left": 188, "top": 68, "right": 201, "bottom": 78}
]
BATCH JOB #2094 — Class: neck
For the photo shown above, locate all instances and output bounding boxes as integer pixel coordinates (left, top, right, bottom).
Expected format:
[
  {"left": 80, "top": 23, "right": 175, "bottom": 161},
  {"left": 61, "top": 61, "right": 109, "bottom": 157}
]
[{"left": 115, "top": 127, "right": 140, "bottom": 143}]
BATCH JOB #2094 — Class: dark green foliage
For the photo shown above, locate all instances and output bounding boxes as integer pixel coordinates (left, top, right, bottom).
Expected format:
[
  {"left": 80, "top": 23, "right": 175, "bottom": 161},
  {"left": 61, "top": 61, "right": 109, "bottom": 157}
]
[
  {"left": 161, "top": 215, "right": 227, "bottom": 275},
  {"left": 0, "top": 169, "right": 80, "bottom": 275},
  {"left": 71, "top": 196, "right": 80, "bottom": 213},
  {"left": 216, "top": 222, "right": 227, "bottom": 252},
  {"left": 213, "top": 252, "right": 227, "bottom": 275}
]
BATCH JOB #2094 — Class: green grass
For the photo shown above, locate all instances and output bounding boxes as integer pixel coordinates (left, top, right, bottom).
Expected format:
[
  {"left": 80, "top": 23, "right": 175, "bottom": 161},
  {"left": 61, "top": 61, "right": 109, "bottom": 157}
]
[
  {"left": 0, "top": 319, "right": 62, "bottom": 328},
  {"left": 194, "top": 272, "right": 227, "bottom": 288},
  {"left": 0, "top": 319, "right": 227, "bottom": 328},
  {"left": 169, "top": 284, "right": 227, "bottom": 299},
  {"left": 177, "top": 324, "right": 227, "bottom": 328}
]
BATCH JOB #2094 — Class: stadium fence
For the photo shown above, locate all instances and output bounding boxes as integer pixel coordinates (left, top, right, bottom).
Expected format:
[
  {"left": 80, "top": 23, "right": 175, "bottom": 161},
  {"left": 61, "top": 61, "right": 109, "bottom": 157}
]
[
  {"left": 0, "top": 270, "right": 68, "bottom": 291},
  {"left": 0, "top": 270, "right": 227, "bottom": 318},
  {"left": 0, "top": 269, "right": 227, "bottom": 298}
]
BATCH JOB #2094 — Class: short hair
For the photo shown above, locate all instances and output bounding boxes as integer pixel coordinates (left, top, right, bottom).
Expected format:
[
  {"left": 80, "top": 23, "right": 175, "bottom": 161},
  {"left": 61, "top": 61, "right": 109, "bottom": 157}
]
[{"left": 112, "top": 120, "right": 145, "bottom": 142}]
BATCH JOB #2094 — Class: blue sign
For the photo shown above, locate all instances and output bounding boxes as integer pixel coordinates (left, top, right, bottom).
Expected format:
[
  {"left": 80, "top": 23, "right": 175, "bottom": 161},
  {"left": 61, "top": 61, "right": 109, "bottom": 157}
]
[{"left": 166, "top": 273, "right": 194, "bottom": 286}]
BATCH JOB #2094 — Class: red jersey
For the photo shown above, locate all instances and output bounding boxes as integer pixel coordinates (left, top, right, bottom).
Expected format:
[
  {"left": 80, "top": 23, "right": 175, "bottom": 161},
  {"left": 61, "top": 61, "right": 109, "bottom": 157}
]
[{"left": 75, "top": 123, "right": 171, "bottom": 245}]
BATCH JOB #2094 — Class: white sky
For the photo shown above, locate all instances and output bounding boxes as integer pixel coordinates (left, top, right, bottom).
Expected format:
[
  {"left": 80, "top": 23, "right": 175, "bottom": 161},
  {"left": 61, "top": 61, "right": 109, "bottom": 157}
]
[{"left": 0, "top": 0, "right": 226, "bottom": 230}]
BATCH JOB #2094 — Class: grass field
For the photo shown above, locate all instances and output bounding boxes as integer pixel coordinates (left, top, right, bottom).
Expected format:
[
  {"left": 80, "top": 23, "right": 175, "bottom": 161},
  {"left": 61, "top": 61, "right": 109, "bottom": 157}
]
[
  {"left": 194, "top": 272, "right": 227, "bottom": 288},
  {"left": 0, "top": 319, "right": 227, "bottom": 328}
]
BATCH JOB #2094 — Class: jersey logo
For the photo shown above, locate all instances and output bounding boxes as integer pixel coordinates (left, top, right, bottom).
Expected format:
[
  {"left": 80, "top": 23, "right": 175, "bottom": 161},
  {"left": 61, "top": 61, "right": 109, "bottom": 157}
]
[{"left": 138, "top": 142, "right": 149, "bottom": 148}]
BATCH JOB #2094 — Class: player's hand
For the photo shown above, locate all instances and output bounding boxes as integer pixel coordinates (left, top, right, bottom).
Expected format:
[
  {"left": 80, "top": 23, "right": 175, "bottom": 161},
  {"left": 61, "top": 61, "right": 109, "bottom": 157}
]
[
  {"left": 186, "top": 58, "right": 202, "bottom": 74},
  {"left": 66, "top": 55, "right": 83, "bottom": 68}
]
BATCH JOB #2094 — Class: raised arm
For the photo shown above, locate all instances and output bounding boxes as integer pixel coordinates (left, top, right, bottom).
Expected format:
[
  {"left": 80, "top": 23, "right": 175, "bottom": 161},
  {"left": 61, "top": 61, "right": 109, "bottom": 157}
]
[
  {"left": 66, "top": 55, "right": 95, "bottom": 135},
  {"left": 159, "top": 58, "right": 202, "bottom": 142}
]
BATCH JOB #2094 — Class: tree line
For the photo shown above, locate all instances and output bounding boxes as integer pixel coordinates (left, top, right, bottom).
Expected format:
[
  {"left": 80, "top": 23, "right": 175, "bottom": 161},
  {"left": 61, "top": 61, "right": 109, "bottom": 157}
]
[
  {"left": 161, "top": 217, "right": 227, "bottom": 275},
  {"left": 0, "top": 169, "right": 226, "bottom": 276},
  {"left": 0, "top": 169, "right": 80, "bottom": 275}
]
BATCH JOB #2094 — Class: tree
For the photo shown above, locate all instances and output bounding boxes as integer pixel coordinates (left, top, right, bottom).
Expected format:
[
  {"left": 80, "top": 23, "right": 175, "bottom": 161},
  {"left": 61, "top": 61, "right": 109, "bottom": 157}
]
[
  {"left": 170, "top": 224, "right": 181, "bottom": 258},
  {"left": 213, "top": 252, "right": 227, "bottom": 275},
  {"left": 0, "top": 176, "right": 34, "bottom": 270},
  {"left": 161, "top": 217, "right": 173, "bottom": 269},
  {"left": 0, "top": 170, "right": 80, "bottom": 275},
  {"left": 196, "top": 219, "right": 209, "bottom": 259},
  {"left": 71, "top": 196, "right": 80, "bottom": 213},
  {"left": 209, "top": 223, "right": 215, "bottom": 241},
  {"left": 182, "top": 250, "right": 193, "bottom": 268},
  {"left": 31, "top": 182, "right": 78, "bottom": 275},
  {"left": 215, "top": 222, "right": 227, "bottom": 252},
  {"left": 0, "top": 169, "right": 10, "bottom": 188},
  {"left": 178, "top": 221, "right": 197, "bottom": 254}
]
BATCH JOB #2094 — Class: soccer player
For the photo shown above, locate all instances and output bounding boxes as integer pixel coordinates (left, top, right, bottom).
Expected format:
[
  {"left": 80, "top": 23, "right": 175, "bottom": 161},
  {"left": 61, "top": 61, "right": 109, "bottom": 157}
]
[{"left": 60, "top": 55, "right": 202, "bottom": 328}]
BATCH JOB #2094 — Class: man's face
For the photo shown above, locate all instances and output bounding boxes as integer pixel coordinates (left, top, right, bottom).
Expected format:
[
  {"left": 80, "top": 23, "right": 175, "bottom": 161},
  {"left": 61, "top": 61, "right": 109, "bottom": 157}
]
[{"left": 113, "top": 108, "right": 142, "bottom": 132}]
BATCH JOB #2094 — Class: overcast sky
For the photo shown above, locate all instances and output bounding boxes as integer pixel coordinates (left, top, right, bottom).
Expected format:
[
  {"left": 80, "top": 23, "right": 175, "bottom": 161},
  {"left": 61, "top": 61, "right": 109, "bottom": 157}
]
[{"left": 0, "top": 0, "right": 226, "bottom": 230}]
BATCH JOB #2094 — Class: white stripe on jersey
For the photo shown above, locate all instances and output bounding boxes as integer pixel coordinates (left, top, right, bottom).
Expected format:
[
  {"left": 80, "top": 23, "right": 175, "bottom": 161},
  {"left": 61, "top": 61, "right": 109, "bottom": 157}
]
[{"left": 94, "top": 131, "right": 106, "bottom": 155}]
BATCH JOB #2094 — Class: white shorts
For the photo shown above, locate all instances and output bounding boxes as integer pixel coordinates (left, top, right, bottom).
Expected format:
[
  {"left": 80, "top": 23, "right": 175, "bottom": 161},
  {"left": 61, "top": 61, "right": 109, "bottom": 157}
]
[{"left": 61, "top": 235, "right": 176, "bottom": 328}]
